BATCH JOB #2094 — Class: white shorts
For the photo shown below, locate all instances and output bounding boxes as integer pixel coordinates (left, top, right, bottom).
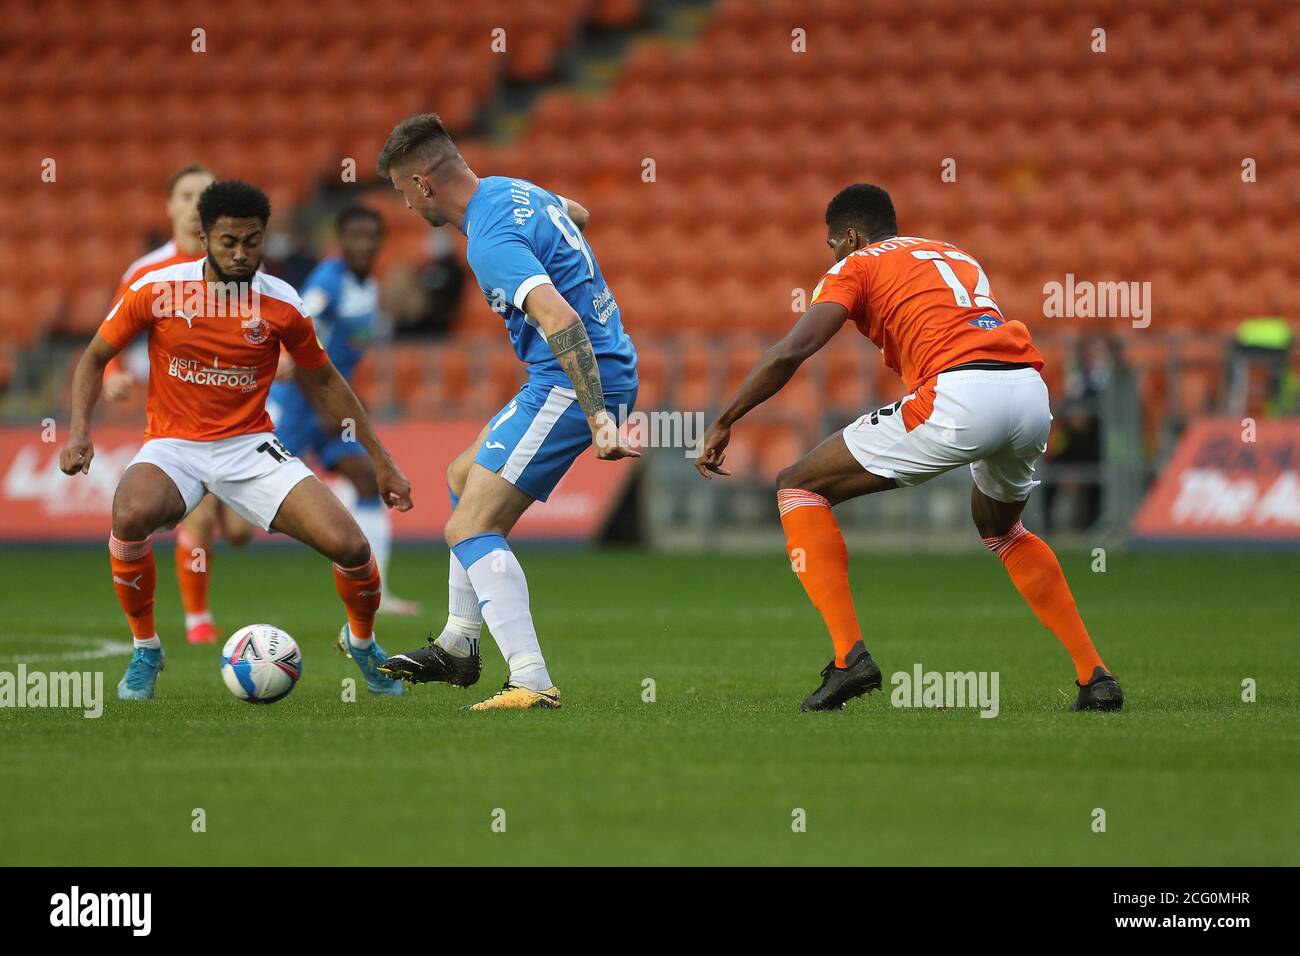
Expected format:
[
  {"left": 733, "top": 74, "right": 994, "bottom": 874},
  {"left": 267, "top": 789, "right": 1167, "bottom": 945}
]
[
  {"left": 127, "top": 431, "right": 315, "bottom": 530},
  {"left": 841, "top": 367, "right": 1052, "bottom": 503}
]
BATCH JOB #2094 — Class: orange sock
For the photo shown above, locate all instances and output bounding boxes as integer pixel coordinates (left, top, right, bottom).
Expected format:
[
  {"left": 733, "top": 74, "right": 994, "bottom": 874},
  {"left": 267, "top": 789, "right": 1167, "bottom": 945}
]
[
  {"left": 175, "top": 529, "right": 210, "bottom": 617},
  {"left": 777, "top": 488, "right": 864, "bottom": 667},
  {"left": 333, "top": 555, "right": 381, "bottom": 641},
  {"left": 984, "top": 521, "right": 1106, "bottom": 683},
  {"left": 109, "top": 534, "right": 157, "bottom": 640}
]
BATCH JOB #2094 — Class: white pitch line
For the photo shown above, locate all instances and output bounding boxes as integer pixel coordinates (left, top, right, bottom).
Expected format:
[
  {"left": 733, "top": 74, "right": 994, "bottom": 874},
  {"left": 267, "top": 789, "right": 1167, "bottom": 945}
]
[{"left": 0, "top": 635, "right": 134, "bottom": 663}]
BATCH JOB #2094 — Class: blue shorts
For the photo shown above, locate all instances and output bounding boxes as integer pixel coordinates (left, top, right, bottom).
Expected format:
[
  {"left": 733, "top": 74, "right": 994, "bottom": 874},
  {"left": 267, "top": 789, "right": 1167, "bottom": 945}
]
[
  {"left": 474, "top": 381, "right": 638, "bottom": 502},
  {"left": 267, "top": 388, "right": 366, "bottom": 471}
]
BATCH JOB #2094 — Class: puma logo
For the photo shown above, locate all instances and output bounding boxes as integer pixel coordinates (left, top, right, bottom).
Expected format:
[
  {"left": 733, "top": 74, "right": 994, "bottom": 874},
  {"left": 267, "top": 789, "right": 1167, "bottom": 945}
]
[
  {"left": 113, "top": 574, "right": 143, "bottom": 591},
  {"left": 176, "top": 310, "right": 198, "bottom": 329}
]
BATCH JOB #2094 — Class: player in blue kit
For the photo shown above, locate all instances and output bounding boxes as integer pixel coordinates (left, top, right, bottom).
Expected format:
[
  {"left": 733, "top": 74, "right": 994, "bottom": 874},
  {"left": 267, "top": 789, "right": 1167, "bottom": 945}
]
[
  {"left": 268, "top": 205, "right": 422, "bottom": 622},
  {"left": 374, "top": 113, "right": 639, "bottom": 710}
]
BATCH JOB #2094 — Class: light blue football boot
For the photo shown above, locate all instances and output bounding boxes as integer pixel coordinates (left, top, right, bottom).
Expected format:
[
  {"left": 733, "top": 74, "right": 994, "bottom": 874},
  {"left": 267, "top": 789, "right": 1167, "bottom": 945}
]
[
  {"left": 117, "top": 646, "right": 165, "bottom": 700},
  {"left": 339, "top": 624, "right": 405, "bottom": 696}
]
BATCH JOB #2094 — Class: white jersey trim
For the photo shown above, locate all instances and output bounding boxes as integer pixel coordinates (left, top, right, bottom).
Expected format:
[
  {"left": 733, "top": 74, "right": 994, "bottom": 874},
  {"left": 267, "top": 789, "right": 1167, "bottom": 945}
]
[
  {"left": 513, "top": 274, "right": 553, "bottom": 312},
  {"left": 121, "top": 262, "right": 310, "bottom": 318},
  {"left": 119, "top": 240, "right": 178, "bottom": 283},
  {"left": 500, "top": 386, "right": 575, "bottom": 485}
]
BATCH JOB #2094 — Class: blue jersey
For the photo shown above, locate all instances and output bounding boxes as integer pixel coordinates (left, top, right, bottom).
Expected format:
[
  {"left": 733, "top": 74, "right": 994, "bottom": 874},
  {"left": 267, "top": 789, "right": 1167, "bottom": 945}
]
[
  {"left": 297, "top": 257, "right": 378, "bottom": 381},
  {"left": 462, "top": 176, "right": 637, "bottom": 392},
  {"left": 269, "top": 257, "right": 377, "bottom": 435}
]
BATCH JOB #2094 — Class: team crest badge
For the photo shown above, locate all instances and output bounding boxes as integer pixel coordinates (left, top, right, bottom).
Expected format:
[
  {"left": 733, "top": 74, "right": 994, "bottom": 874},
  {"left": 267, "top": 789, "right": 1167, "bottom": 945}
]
[{"left": 241, "top": 317, "right": 270, "bottom": 345}]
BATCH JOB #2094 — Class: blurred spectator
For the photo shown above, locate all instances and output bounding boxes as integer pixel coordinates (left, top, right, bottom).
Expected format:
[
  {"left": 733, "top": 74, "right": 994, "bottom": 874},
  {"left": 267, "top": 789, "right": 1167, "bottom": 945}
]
[
  {"left": 263, "top": 219, "right": 319, "bottom": 290},
  {"left": 1226, "top": 318, "right": 1297, "bottom": 420},
  {"left": 383, "top": 230, "right": 466, "bottom": 340},
  {"left": 1042, "top": 337, "right": 1117, "bottom": 532}
]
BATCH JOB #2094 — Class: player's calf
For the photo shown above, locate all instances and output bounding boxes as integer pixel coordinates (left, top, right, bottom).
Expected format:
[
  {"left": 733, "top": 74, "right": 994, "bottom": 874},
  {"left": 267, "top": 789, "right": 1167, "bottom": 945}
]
[
  {"left": 109, "top": 533, "right": 167, "bottom": 700},
  {"left": 979, "top": 509, "right": 1113, "bottom": 692}
]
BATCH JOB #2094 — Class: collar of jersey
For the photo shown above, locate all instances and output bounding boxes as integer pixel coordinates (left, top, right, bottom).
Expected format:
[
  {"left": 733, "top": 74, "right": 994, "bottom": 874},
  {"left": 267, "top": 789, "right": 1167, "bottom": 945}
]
[{"left": 461, "top": 177, "right": 494, "bottom": 238}]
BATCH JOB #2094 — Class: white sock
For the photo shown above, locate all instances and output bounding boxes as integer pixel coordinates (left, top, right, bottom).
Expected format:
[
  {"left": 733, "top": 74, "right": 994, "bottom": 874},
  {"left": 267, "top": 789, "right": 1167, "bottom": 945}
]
[
  {"left": 437, "top": 618, "right": 480, "bottom": 659},
  {"left": 350, "top": 498, "right": 392, "bottom": 588},
  {"left": 453, "top": 535, "right": 553, "bottom": 691},
  {"left": 436, "top": 553, "right": 483, "bottom": 658},
  {"left": 134, "top": 635, "right": 161, "bottom": 650},
  {"left": 185, "top": 611, "right": 212, "bottom": 630},
  {"left": 346, "top": 625, "right": 374, "bottom": 650}
]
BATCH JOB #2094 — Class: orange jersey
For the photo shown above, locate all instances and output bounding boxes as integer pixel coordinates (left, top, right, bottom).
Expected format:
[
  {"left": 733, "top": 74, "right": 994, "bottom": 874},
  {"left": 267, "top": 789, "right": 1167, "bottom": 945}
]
[
  {"left": 106, "top": 241, "right": 205, "bottom": 379},
  {"left": 97, "top": 259, "right": 328, "bottom": 441},
  {"left": 810, "top": 236, "right": 1042, "bottom": 392}
]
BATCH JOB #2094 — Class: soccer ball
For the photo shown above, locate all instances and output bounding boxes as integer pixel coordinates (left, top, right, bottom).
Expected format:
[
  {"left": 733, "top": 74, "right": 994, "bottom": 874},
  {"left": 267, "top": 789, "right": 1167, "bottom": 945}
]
[{"left": 220, "top": 625, "right": 302, "bottom": 704}]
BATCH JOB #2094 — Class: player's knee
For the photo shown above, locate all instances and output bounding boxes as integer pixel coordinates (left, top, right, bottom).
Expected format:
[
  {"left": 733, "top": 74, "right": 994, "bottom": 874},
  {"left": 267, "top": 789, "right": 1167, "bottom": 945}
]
[
  {"left": 222, "top": 521, "right": 256, "bottom": 548},
  {"left": 182, "top": 508, "right": 215, "bottom": 539},
  {"left": 776, "top": 463, "right": 814, "bottom": 493},
  {"left": 446, "top": 457, "right": 468, "bottom": 498},
  {"left": 972, "top": 503, "right": 1020, "bottom": 541},
  {"left": 334, "top": 531, "right": 371, "bottom": 569},
  {"left": 443, "top": 509, "right": 470, "bottom": 548},
  {"left": 111, "top": 500, "right": 160, "bottom": 540},
  {"left": 444, "top": 507, "right": 498, "bottom": 548}
]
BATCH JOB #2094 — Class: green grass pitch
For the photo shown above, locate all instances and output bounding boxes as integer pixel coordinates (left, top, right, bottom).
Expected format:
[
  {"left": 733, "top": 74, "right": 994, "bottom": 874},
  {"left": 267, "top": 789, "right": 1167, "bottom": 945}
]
[{"left": 1, "top": 544, "right": 1297, "bottom": 865}]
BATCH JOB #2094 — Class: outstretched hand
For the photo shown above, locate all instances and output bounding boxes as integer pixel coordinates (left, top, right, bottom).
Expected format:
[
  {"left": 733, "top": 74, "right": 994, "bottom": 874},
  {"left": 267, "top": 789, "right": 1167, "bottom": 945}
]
[
  {"left": 59, "top": 434, "right": 95, "bottom": 475},
  {"left": 591, "top": 411, "right": 641, "bottom": 461},
  {"left": 694, "top": 421, "right": 732, "bottom": 479},
  {"left": 376, "top": 458, "right": 413, "bottom": 511}
]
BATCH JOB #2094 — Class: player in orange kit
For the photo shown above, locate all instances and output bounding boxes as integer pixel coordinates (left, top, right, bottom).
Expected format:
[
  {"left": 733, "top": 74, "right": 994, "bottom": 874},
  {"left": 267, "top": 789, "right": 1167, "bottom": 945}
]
[
  {"left": 695, "top": 184, "right": 1122, "bottom": 713},
  {"left": 60, "top": 180, "right": 412, "bottom": 700},
  {"left": 104, "top": 164, "right": 259, "bottom": 646}
]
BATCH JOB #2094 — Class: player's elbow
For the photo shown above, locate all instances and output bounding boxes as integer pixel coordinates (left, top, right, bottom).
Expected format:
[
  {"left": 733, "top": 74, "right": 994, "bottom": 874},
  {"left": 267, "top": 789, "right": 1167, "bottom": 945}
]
[
  {"left": 85, "top": 336, "right": 118, "bottom": 370},
  {"left": 768, "top": 338, "right": 811, "bottom": 369},
  {"left": 564, "top": 199, "right": 589, "bottom": 229},
  {"left": 299, "top": 360, "right": 337, "bottom": 393},
  {"left": 541, "top": 311, "right": 582, "bottom": 342}
]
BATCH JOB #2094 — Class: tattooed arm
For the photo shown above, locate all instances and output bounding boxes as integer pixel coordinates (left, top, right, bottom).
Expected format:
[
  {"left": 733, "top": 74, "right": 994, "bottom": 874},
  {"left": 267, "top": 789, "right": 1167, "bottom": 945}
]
[{"left": 523, "top": 283, "right": 638, "bottom": 461}]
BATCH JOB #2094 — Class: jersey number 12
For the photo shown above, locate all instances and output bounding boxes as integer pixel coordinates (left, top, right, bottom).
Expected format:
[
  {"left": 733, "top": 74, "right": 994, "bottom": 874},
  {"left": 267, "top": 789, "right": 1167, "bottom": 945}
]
[{"left": 911, "top": 249, "right": 1003, "bottom": 314}]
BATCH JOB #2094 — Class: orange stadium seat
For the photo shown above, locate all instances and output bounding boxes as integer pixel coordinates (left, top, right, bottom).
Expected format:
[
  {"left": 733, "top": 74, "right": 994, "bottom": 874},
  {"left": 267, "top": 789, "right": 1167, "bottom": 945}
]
[
  {"left": 0, "top": 0, "right": 615, "bottom": 343},
  {"left": 2, "top": 0, "right": 1293, "bottom": 460}
]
